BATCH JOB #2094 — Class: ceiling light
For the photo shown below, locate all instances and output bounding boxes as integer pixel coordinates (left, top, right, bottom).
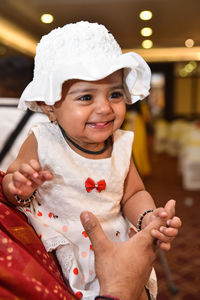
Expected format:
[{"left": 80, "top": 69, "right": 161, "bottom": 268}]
[
  {"left": 185, "top": 38, "right": 194, "bottom": 48},
  {"left": 140, "top": 27, "right": 153, "bottom": 37},
  {"left": 139, "top": 11, "right": 153, "bottom": 21},
  {"left": 142, "top": 39, "right": 153, "bottom": 49},
  {"left": 41, "top": 14, "right": 54, "bottom": 24}
]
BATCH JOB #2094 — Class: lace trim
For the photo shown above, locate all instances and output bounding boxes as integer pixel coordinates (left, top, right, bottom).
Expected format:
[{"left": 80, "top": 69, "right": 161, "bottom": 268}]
[
  {"left": 43, "top": 236, "right": 69, "bottom": 252},
  {"left": 55, "top": 244, "right": 74, "bottom": 280}
]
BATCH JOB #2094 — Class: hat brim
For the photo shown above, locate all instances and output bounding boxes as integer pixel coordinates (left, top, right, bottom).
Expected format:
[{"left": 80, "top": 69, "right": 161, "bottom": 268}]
[{"left": 18, "top": 52, "right": 151, "bottom": 112}]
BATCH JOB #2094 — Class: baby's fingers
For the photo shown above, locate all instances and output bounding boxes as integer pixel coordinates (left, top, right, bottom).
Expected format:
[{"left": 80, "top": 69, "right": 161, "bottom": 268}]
[
  {"left": 8, "top": 181, "right": 24, "bottom": 195},
  {"left": 158, "top": 242, "right": 171, "bottom": 251},
  {"left": 164, "top": 199, "right": 176, "bottom": 219},
  {"left": 19, "top": 161, "right": 44, "bottom": 186},
  {"left": 167, "top": 216, "right": 182, "bottom": 228},
  {"left": 19, "top": 162, "right": 39, "bottom": 179},
  {"left": 26, "top": 170, "right": 53, "bottom": 187},
  {"left": 151, "top": 228, "right": 173, "bottom": 243},
  {"left": 160, "top": 226, "right": 178, "bottom": 238},
  {"left": 13, "top": 171, "right": 32, "bottom": 187},
  {"left": 153, "top": 207, "right": 168, "bottom": 219},
  {"left": 39, "top": 170, "right": 53, "bottom": 181}
]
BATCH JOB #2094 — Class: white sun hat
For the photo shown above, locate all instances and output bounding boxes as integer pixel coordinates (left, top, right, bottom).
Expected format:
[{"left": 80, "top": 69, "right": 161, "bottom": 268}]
[{"left": 18, "top": 21, "right": 151, "bottom": 112}]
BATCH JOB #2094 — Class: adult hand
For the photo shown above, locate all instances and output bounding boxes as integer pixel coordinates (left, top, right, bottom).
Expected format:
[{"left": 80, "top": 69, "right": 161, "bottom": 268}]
[{"left": 80, "top": 211, "right": 167, "bottom": 300}]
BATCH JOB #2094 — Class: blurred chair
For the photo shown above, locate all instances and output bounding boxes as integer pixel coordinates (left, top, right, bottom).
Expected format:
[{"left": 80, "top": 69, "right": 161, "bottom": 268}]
[
  {"left": 153, "top": 119, "right": 169, "bottom": 153},
  {"left": 166, "top": 119, "right": 190, "bottom": 156},
  {"left": 180, "top": 122, "right": 200, "bottom": 190}
]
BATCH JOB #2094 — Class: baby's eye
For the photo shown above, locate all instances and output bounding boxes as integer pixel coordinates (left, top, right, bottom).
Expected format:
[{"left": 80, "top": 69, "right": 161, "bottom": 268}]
[
  {"left": 110, "top": 91, "right": 124, "bottom": 99},
  {"left": 78, "top": 94, "right": 92, "bottom": 101}
]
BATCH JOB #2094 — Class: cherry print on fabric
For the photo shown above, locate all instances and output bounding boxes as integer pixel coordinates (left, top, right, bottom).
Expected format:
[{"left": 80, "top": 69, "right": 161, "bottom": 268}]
[
  {"left": 37, "top": 211, "right": 42, "bottom": 216},
  {"left": 82, "top": 231, "right": 88, "bottom": 238},
  {"left": 62, "top": 225, "right": 68, "bottom": 232},
  {"left": 81, "top": 251, "right": 88, "bottom": 258},
  {"left": 73, "top": 267, "right": 79, "bottom": 275},
  {"left": 75, "top": 291, "right": 83, "bottom": 299},
  {"left": 85, "top": 177, "right": 106, "bottom": 193},
  {"left": 116, "top": 231, "right": 120, "bottom": 237},
  {"left": 90, "top": 244, "right": 93, "bottom": 251},
  {"left": 48, "top": 212, "right": 58, "bottom": 218}
]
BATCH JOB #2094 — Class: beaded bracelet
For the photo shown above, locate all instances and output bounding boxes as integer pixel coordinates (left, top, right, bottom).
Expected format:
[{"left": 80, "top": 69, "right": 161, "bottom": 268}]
[
  {"left": 14, "top": 190, "right": 37, "bottom": 206},
  {"left": 137, "top": 209, "right": 153, "bottom": 231},
  {"left": 95, "top": 296, "right": 121, "bottom": 300}
]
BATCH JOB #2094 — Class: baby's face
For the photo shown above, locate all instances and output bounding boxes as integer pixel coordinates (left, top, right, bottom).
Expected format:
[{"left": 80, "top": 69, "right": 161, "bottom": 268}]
[{"left": 53, "top": 70, "right": 126, "bottom": 147}]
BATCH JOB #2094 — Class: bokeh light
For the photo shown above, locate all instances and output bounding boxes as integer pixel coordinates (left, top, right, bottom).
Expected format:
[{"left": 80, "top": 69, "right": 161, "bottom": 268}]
[
  {"left": 41, "top": 14, "right": 54, "bottom": 24},
  {"left": 142, "top": 39, "right": 153, "bottom": 49},
  {"left": 139, "top": 11, "right": 153, "bottom": 21},
  {"left": 140, "top": 27, "right": 153, "bottom": 37},
  {"left": 185, "top": 38, "right": 194, "bottom": 48}
]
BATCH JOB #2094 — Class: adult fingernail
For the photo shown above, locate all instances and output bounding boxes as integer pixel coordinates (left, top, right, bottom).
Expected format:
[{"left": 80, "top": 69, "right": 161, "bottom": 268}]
[
  {"left": 166, "top": 220, "right": 170, "bottom": 226},
  {"left": 81, "top": 212, "right": 90, "bottom": 224}
]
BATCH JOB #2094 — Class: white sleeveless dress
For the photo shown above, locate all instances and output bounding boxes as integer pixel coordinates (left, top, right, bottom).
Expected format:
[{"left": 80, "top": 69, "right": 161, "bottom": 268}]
[{"left": 20, "top": 122, "right": 157, "bottom": 299}]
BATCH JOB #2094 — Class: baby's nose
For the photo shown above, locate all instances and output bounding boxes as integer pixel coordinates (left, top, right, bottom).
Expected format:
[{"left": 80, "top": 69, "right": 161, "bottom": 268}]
[{"left": 95, "top": 98, "right": 113, "bottom": 114}]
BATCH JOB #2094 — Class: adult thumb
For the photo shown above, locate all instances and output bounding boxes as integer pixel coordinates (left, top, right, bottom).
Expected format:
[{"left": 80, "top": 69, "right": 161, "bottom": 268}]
[{"left": 80, "top": 211, "right": 110, "bottom": 254}]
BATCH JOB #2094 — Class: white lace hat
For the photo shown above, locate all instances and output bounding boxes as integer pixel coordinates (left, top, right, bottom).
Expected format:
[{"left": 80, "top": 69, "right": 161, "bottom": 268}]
[{"left": 18, "top": 21, "right": 151, "bottom": 112}]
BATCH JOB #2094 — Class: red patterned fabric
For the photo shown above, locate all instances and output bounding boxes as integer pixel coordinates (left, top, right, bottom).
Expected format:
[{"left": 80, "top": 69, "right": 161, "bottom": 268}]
[{"left": 0, "top": 171, "right": 76, "bottom": 300}]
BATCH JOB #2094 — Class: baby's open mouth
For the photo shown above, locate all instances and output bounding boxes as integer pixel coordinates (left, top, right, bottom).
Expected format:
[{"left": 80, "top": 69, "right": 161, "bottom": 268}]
[{"left": 87, "top": 121, "right": 113, "bottom": 128}]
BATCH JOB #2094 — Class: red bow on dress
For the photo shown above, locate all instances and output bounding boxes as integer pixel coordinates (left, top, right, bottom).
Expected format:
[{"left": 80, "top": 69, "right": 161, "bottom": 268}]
[{"left": 85, "top": 177, "right": 106, "bottom": 193}]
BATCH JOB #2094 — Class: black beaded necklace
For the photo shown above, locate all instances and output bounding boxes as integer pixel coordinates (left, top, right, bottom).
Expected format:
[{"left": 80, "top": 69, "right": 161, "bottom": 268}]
[{"left": 59, "top": 124, "right": 109, "bottom": 155}]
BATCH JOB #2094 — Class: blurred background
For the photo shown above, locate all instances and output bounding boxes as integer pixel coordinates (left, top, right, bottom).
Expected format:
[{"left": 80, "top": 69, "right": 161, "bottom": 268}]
[{"left": 0, "top": 0, "right": 200, "bottom": 299}]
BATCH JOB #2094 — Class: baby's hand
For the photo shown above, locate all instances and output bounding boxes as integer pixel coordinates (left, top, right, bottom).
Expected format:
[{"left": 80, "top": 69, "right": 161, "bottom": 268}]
[
  {"left": 8, "top": 159, "right": 53, "bottom": 198},
  {"left": 149, "top": 199, "right": 182, "bottom": 251}
]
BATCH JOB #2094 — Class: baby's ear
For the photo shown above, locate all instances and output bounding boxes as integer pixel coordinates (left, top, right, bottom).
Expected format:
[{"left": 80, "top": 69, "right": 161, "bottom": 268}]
[{"left": 38, "top": 102, "right": 56, "bottom": 122}]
